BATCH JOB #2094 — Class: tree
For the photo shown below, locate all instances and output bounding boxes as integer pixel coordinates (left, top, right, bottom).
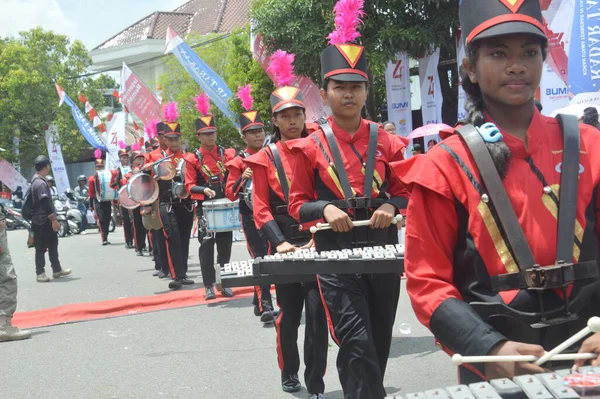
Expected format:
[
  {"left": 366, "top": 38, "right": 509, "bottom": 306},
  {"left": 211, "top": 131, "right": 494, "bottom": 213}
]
[
  {"left": 251, "top": 0, "right": 459, "bottom": 122},
  {"left": 0, "top": 28, "right": 117, "bottom": 165},
  {"left": 158, "top": 25, "right": 273, "bottom": 151}
]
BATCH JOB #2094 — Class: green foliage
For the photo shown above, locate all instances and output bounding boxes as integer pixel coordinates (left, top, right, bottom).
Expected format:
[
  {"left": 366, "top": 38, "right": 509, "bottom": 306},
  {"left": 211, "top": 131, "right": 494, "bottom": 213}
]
[
  {"left": 158, "top": 25, "right": 273, "bottom": 151},
  {"left": 0, "top": 27, "right": 117, "bottom": 165},
  {"left": 251, "top": 0, "right": 459, "bottom": 121}
]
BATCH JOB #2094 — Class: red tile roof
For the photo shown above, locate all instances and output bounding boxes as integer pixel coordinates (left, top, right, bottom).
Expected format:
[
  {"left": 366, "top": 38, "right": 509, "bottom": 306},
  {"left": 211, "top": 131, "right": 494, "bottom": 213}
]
[{"left": 93, "top": 0, "right": 250, "bottom": 51}]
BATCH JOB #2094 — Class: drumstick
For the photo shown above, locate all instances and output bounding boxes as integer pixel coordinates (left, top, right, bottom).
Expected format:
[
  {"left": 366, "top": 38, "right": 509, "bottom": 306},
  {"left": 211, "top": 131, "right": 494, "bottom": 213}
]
[
  {"left": 534, "top": 316, "right": 600, "bottom": 366},
  {"left": 452, "top": 352, "right": 597, "bottom": 365},
  {"left": 310, "top": 214, "right": 403, "bottom": 234}
]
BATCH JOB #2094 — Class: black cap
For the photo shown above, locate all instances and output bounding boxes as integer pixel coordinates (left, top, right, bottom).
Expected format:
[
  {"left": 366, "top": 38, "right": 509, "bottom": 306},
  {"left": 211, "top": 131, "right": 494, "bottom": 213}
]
[
  {"left": 34, "top": 155, "right": 51, "bottom": 171},
  {"left": 321, "top": 44, "right": 368, "bottom": 83},
  {"left": 270, "top": 87, "right": 306, "bottom": 114},
  {"left": 195, "top": 115, "right": 217, "bottom": 134},
  {"left": 156, "top": 122, "right": 166, "bottom": 136},
  {"left": 459, "top": 0, "right": 546, "bottom": 45},
  {"left": 163, "top": 122, "right": 181, "bottom": 138},
  {"left": 239, "top": 111, "right": 264, "bottom": 133}
]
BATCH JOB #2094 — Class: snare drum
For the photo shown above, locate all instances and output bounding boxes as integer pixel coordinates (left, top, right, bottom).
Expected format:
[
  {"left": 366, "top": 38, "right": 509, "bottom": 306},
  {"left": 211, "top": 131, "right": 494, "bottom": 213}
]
[
  {"left": 153, "top": 161, "right": 176, "bottom": 181},
  {"left": 118, "top": 186, "right": 139, "bottom": 210},
  {"left": 202, "top": 198, "right": 241, "bottom": 233},
  {"left": 95, "top": 170, "right": 118, "bottom": 202},
  {"left": 127, "top": 173, "right": 159, "bottom": 205}
]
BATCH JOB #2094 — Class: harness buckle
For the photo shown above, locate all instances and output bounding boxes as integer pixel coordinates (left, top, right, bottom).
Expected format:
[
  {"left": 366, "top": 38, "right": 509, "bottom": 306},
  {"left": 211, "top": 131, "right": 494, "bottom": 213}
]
[{"left": 524, "top": 262, "right": 574, "bottom": 290}]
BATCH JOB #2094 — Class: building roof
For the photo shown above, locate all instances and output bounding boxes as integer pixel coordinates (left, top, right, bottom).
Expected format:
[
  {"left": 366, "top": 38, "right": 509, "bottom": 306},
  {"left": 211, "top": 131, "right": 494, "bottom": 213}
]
[{"left": 93, "top": 0, "right": 250, "bottom": 51}]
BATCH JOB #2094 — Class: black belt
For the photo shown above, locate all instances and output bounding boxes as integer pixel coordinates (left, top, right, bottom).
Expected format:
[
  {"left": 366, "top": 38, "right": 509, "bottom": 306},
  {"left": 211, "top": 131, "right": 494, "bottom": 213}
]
[
  {"left": 330, "top": 197, "right": 385, "bottom": 210},
  {"left": 490, "top": 261, "right": 599, "bottom": 292}
]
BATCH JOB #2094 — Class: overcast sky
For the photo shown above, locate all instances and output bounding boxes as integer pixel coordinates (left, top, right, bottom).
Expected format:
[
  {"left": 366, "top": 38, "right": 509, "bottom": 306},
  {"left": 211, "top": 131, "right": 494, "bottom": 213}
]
[{"left": 1, "top": 0, "right": 188, "bottom": 49}]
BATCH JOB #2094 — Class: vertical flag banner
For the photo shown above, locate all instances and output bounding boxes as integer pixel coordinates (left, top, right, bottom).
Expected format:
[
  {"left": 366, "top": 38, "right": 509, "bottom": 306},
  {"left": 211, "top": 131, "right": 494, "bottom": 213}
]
[
  {"left": 253, "top": 34, "right": 330, "bottom": 122},
  {"left": 120, "top": 63, "right": 162, "bottom": 126},
  {"left": 384, "top": 53, "right": 413, "bottom": 137},
  {"left": 55, "top": 84, "right": 107, "bottom": 151},
  {"left": 540, "top": 62, "right": 570, "bottom": 116},
  {"left": 456, "top": 30, "right": 467, "bottom": 121},
  {"left": 419, "top": 48, "right": 443, "bottom": 125},
  {"left": 104, "top": 112, "right": 126, "bottom": 170},
  {"left": 45, "top": 125, "right": 70, "bottom": 194},
  {"left": 164, "top": 27, "right": 239, "bottom": 127},
  {"left": 568, "top": 0, "right": 600, "bottom": 95},
  {"left": 0, "top": 159, "right": 29, "bottom": 191}
]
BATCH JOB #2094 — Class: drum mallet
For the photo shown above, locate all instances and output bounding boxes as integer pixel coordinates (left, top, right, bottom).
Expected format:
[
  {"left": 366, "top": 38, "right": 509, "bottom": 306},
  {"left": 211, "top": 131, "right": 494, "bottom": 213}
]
[
  {"left": 533, "top": 316, "right": 600, "bottom": 366},
  {"left": 452, "top": 352, "right": 597, "bottom": 365},
  {"left": 310, "top": 214, "right": 403, "bottom": 234}
]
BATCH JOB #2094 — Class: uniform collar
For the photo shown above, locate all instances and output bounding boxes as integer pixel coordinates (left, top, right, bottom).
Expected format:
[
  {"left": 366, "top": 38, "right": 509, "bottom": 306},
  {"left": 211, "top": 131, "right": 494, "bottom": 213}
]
[
  {"left": 486, "top": 108, "right": 544, "bottom": 159},
  {"left": 200, "top": 146, "right": 219, "bottom": 156},
  {"left": 328, "top": 116, "right": 369, "bottom": 143},
  {"left": 244, "top": 147, "right": 259, "bottom": 155}
]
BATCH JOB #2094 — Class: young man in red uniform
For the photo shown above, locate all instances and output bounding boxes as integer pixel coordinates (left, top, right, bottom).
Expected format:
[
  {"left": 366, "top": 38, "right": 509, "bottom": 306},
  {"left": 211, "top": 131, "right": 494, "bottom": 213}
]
[
  {"left": 111, "top": 147, "right": 134, "bottom": 249},
  {"left": 123, "top": 147, "right": 147, "bottom": 257},
  {"left": 287, "top": 7, "right": 409, "bottom": 396},
  {"left": 392, "top": 0, "right": 600, "bottom": 384},
  {"left": 225, "top": 91, "right": 275, "bottom": 322},
  {"left": 184, "top": 107, "right": 236, "bottom": 300},
  {"left": 246, "top": 71, "right": 328, "bottom": 398},
  {"left": 88, "top": 154, "right": 113, "bottom": 246}
]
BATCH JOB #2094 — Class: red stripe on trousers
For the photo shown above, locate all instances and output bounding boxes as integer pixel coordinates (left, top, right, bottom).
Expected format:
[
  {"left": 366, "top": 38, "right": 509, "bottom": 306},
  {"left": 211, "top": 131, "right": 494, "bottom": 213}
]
[{"left": 316, "top": 276, "right": 341, "bottom": 347}]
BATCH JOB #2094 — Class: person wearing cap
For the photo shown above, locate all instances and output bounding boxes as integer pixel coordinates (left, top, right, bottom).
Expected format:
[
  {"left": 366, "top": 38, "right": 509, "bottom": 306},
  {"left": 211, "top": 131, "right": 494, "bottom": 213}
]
[
  {"left": 411, "top": 143, "right": 424, "bottom": 155},
  {"left": 287, "top": 4, "right": 409, "bottom": 394},
  {"left": 184, "top": 94, "right": 236, "bottom": 300},
  {"left": 245, "top": 54, "right": 329, "bottom": 397},
  {"left": 123, "top": 148, "right": 148, "bottom": 257},
  {"left": 111, "top": 147, "right": 134, "bottom": 249},
  {"left": 88, "top": 153, "right": 113, "bottom": 245},
  {"left": 73, "top": 175, "right": 89, "bottom": 233},
  {"left": 152, "top": 104, "right": 195, "bottom": 291},
  {"left": 30, "top": 155, "right": 72, "bottom": 283},
  {"left": 225, "top": 85, "right": 275, "bottom": 323},
  {"left": 391, "top": 0, "right": 600, "bottom": 383}
]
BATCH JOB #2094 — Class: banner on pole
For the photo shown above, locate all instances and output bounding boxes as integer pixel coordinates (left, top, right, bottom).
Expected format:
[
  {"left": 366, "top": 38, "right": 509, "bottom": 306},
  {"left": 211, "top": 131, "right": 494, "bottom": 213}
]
[
  {"left": 45, "top": 125, "right": 70, "bottom": 194},
  {"left": 252, "top": 34, "right": 330, "bottom": 122},
  {"left": 384, "top": 53, "right": 413, "bottom": 137},
  {"left": 104, "top": 112, "right": 126, "bottom": 170},
  {"left": 55, "top": 84, "right": 107, "bottom": 151},
  {"left": 456, "top": 31, "right": 467, "bottom": 121},
  {"left": 119, "top": 63, "right": 162, "bottom": 128},
  {"left": 540, "top": 62, "right": 570, "bottom": 116},
  {"left": 419, "top": 48, "right": 443, "bottom": 125},
  {"left": 568, "top": 0, "right": 600, "bottom": 95},
  {"left": 0, "top": 158, "right": 29, "bottom": 191},
  {"left": 165, "top": 27, "right": 239, "bottom": 128}
]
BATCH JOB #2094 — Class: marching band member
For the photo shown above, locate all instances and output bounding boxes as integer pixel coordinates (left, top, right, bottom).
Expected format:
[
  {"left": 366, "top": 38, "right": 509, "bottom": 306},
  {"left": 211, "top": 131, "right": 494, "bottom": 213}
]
[
  {"left": 225, "top": 84, "right": 275, "bottom": 323},
  {"left": 392, "top": 0, "right": 600, "bottom": 383},
  {"left": 88, "top": 150, "right": 113, "bottom": 246},
  {"left": 287, "top": 2, "right": 409, "bottom": 396},
  {"left": 246, "top": 52, "right": 328, "bottom": 398},
  {"left": 112, "top": 143, "right": 134, "bottom": 249},
  {"left": 184, "top": 93, "right": 236, "bottom": 300},
  {"left": 155, "top": 103, "right": 195, "bottom": 291},
  {"left": 124, "top": 144, "right": 147, "bottom": 257}
]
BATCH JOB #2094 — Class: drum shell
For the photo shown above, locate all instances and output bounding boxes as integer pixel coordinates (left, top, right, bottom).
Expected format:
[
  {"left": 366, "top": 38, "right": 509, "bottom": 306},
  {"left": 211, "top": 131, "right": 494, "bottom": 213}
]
[
  {"left": 153, "top": 162, "right": 176, "bottom": 181},
  {"left": 171, "top": 181, "right": 189, "bottom": 199},
  {"left": 118, "top": 186, "right": 139, "bottom": 210},
  {"left": 95, "top": 170, "right": 118, "bottom": 202},
  {"left": 127, "top": 173, "right": 159, "bottom": 206},
  {"left": 202, "top": 198, "right": 241, "bottom": 233}
]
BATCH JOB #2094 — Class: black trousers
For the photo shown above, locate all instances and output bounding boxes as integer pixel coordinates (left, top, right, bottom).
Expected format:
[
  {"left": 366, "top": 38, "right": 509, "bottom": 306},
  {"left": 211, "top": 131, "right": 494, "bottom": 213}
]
[
  {"left": 131, "top": 207, "right": 147, "bottom": 252},
  {"left": 33, "top": 220, "right": 62, "bottom": 276},
  {"left": 151, "top": 229, "right": 166, "bottom": 272},
  {"left": 275, "top": 282, "right": 328, "bottom": 395},
  {"left": 120, "top": 205, "right": 134, "bottom": 245},
  {"left": 318, "top": 273, "right": 401, "bottom": 399},
  {"left": 158, "top": 203, "right": 194, "bottom": 279},
  {"left": 94, "top": 200, "right": 112, "bottom": 242},
  {"left": 241, "top": 213, "right": 272, "bottom": 312}
]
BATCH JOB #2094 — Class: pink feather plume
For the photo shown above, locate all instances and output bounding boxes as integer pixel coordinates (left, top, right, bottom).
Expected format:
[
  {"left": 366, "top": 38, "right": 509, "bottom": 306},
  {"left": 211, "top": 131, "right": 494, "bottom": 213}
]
[
  {"left": 194, "top": 93, "right": 211, "bottom": 116},
  {"left": 144, "top": 119, "right": 159, "bottom": 139},
  {"left": 327, "top": 0, "right": 365, "bottom": 45},
  {"left": 94, "top": 149, "right": 102, "bottom": 159},
  {"left": 118, "top": 140, "right": 127, "bottom": 149},
  {"left": 131, "top": 143, "right": 141, "bottom": 151},
  {"left": 267, "top": 50, "right": 296, "bottom": 87},
  {"left": 236, "top": 84, "right": 254, "bottom": 111},
  {"left": 162, "top": 102, "right": 179, "bottom": 123}
]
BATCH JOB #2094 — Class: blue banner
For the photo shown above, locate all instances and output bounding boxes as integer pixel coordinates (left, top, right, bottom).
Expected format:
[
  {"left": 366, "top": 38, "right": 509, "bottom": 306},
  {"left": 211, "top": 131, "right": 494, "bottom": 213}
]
[
  {"left": 62, "top": 93, "right": 107, "bottom": 151},
  {"left": 569, "top": 0, "right": 600, "bottom": 95},
  {"left": 168, "top": 38, "right": 239, "bottom": 128}
]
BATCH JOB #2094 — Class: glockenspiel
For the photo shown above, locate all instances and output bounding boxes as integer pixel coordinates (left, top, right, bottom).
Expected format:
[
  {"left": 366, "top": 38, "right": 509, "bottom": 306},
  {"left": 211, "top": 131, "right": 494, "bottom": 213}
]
[
  {"left": 385, "top": 367, "right": 600, "bottom": 399},
  {"left": 221, "top": 245, "right": 404, "bottom": 288}
]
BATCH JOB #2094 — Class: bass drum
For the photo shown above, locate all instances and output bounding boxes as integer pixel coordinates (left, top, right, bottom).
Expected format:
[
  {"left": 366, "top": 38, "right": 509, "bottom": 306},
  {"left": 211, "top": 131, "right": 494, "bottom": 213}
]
[
  {"left": 127, "top": 173, "right": 159, "bottom": 205},
  {"left": 118, "top": 186, "right": 139, "bottom": 210},
  {"left": 95, "top": 170, "right": 118, "bottom": 202}
]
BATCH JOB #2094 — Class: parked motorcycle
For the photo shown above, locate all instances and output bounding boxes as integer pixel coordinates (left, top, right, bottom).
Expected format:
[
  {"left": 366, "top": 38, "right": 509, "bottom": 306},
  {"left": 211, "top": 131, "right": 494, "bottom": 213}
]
[
  {"left": 5, "top": 206, "right": 31, "bottom": 230},
  {"left": 53, "top": 198, "right": 70, "bottom": 237}
]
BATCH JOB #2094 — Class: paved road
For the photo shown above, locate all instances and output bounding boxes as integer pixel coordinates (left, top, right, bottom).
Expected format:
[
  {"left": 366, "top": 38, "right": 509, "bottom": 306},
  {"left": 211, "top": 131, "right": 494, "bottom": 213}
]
[{"left": 3, "top": 227, "right": 456, "bottom": 399}]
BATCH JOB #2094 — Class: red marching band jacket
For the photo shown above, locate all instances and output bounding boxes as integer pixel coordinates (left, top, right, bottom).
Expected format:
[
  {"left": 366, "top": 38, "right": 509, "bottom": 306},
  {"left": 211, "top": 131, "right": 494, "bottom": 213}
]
[
  {"left": 184, "top": 146, "right": 236, "bottom": 201},
  {"left": 225, "top": 147, "right": 259, "bottom": 203}
]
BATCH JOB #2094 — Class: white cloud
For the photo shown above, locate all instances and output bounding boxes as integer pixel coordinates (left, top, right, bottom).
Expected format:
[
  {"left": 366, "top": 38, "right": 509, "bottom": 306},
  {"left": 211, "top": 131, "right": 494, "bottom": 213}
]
[{"left": 0, "top": 0, "right": 77, "bottom": 40}]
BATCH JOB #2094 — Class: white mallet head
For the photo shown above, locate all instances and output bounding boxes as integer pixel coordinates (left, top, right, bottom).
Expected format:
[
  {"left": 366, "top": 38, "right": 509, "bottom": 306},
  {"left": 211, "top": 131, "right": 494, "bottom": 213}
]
[
  {"left": 588, "top": 316, "right": 600, "bottom": 333},
  {"left": 452, "top": 354, "right": 463, "bottom": 366}
]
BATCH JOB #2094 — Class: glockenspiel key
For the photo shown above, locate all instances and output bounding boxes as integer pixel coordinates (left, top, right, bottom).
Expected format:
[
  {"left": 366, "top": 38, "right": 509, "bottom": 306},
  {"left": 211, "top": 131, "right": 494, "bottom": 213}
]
[
  {"left": 231, "top": 261, "right": 239, "bottom": 271},
  {"left": 513, "top": 375, "right": 553, "bottom": 399},
  {"left": 425, "top": 388, "right": 451, "bottom": 399},
  {"left": 489, "top": 377, "right": 525, "bottom": 399},
  {"left": 224, "top": 263, "right": 232, "bottom": 273},
  {"left": 405, "top": 392, "right": 425, "bottom": 399},
  {"left": 446, "top": 385, "right": 476, "bottom": 399},
  {"left": 538, "top": 372, "right": 579, "bottom": 399},
  {"left": 468, "top": 382, "right": 503, "bottom": 399}
]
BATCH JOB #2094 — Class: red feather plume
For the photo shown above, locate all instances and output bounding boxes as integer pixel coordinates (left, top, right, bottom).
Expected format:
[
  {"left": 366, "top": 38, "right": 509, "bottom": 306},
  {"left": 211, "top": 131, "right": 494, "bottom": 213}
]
[
  {"left": 94, "top": 149, "right": 102, "bottom": 159},
  {"left": 162, "top": 102, "right": 179, "bottom": 123},
  {"left": 144, "top": 119, "right": 159, "bottom": 139},
  {"left": 131, "top": 143, "right": 141, "bottom": 151},
  {"left": 236, "top": 84, "right": 254, "bottom": 111},
  {"left": 194, "top": 93, "right": 211, "bottom": 116},
  {"left": 118, "top": 140, "right": 127, "bottom": 149},
  {"left": 267, "top": 50, "right": 296, "bottom": 87},
  {"left": 327, "top": 0, "right": 365, "bottom": 45}
]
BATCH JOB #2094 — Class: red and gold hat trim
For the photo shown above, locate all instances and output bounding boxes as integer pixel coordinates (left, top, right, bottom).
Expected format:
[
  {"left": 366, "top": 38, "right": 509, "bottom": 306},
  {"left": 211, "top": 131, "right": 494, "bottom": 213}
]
[
  {"left": 335, "top": 44, "right": 364, "bottom": 68},
  {"left": 499, "top": 0, "right": 525, "bottom": 14},
  {"left": 273, "top": 87, "right": 300, "bottom": 101},
  {"left": 273, "top": 99, "right": 305, "bottom": 113},
  {"left": 324, "top": 68, "right": 368, "bottom": 80},
  {"left": 242, "top": 111, "right": 258, "bottom": 123},
  {"left": 467, "top": 14, "right": 544, "bottom": 44}
]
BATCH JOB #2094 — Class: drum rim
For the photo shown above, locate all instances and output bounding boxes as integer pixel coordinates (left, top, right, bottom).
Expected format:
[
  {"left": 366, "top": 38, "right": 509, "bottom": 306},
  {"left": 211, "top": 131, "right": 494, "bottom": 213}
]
[
  {"left": 95, "top": 170, "right": 118, "bottom": 202},
  {"left": 118, "top": 186, "right": 139, "bottom": 210},
  {"left": 127, "top": 173, "right": 159, "bottom": 205},
  {"left": 154, "top": 162, "right": 176, "bottom": 181}
]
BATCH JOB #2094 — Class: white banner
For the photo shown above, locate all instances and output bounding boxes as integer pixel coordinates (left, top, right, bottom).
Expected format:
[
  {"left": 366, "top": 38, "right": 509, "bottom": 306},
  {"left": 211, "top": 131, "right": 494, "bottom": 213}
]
[
  {"left": 419, "top": 48, "right": 443, "bottom": 125},
  {"left": 539, "top": 63, "right": 570, "bottom": 116},
  {"left": 385, "top": 53, "right": 413, "bottom": 137},
  {"left": 104, "top": 111, "right": 126, "bottom": 170},
  {"left": 0, "top": 158, "right": 29, "bottom": 191},
  {"left": 44, "top": 125, "right": 70, "bottom": 194},
  {"left": 456, "top": 33, "right": 467, "bottom": 121}
]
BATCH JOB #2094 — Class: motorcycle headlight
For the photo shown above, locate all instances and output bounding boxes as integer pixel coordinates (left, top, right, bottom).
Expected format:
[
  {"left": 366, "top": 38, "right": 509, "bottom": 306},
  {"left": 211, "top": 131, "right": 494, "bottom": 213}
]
[{"left": 54, "top": 201, "right": 64, "bottom": 211}]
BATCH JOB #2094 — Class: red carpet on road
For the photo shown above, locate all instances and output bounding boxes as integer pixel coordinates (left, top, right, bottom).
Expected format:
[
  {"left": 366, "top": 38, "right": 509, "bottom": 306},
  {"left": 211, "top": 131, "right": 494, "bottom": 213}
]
[{"left": 12, "top": 287, "right": 256, "bottom": 329}]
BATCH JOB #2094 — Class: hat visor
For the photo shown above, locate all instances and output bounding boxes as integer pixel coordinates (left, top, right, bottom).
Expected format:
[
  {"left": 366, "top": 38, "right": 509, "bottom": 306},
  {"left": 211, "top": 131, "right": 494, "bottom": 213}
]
[
  {"left": 163, "top": 133, "right": 181, "bottom": 138},
  {"left": 326, "top": 72, "right": 368, "bottom": 83},
  {"left": 197, "top": 128, "right": 217, "bottom": 134},
  {"left": 273, "top": 101, "right": 306, "bottom": 114},
  {"left": 472, "top": 22, "right": 547, "bottom": 43}
]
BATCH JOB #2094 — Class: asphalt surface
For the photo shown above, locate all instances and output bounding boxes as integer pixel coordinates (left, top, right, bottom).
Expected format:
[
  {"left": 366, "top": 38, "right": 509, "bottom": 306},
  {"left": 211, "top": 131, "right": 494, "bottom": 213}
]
[{"left": 3, "top": 227, "right": 456, "bottom": 399}]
